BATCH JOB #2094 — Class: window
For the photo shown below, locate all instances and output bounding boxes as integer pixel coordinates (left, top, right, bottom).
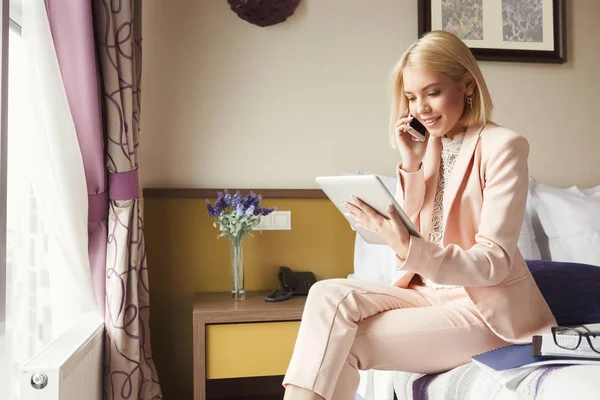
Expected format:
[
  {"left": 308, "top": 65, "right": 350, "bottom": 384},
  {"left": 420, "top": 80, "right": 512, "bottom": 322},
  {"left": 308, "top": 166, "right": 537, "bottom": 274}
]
[
  {"left": 0, "top": 0, "right": 10, "bottom": 393},
  {"left": 1, "top": 0, "right": 54, "bottom": 398}
]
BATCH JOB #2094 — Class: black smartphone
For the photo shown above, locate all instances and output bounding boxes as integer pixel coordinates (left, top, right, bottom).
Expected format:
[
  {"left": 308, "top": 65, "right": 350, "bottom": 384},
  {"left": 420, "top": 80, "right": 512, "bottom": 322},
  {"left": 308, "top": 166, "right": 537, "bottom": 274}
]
[{"left": 406, "top": 113, "right": 427, "bottom": 142}]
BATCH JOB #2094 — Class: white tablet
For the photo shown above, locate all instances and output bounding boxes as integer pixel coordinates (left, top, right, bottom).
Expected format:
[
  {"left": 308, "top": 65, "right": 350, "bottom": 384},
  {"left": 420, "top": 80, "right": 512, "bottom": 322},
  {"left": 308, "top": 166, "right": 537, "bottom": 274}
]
[{"left": 315, "top": 174, "right": 421, "bottom": 245}]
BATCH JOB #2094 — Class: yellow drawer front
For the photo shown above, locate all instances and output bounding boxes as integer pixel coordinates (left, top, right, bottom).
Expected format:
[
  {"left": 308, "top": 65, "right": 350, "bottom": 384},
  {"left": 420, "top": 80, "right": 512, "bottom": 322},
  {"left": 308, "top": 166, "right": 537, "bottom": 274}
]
[{"left": 206, "top": 321, "right": 301, "bottom": 379}]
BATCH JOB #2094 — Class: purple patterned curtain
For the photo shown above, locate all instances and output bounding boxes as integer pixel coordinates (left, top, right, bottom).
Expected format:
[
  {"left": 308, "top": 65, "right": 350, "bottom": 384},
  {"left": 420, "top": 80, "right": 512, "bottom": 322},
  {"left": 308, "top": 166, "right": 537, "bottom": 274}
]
[
  {"left": 46, "top": 1, "right": 161, "bottom": 398},
  {"left": 47, "top": 0, "right": 162, "bottom": 398},
  {"left": 92, "top": 1, "right": 163, "bottom": 398}
]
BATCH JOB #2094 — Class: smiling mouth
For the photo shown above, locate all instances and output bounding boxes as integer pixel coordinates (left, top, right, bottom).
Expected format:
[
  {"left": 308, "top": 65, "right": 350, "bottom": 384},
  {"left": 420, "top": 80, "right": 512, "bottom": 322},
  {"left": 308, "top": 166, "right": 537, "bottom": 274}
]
[{"left": 424, "top": 117, "right": 440, "bottom": 126}]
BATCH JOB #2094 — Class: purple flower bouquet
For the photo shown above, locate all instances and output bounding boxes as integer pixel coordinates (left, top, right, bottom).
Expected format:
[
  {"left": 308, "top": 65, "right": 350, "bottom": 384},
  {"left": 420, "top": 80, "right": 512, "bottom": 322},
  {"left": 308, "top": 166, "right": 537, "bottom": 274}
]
[
  {"left": 206, "top": 190, "right": 274, "bottom": 239},
  {"left": 206, "top": 190, "right": 274, "bottom": 300}
]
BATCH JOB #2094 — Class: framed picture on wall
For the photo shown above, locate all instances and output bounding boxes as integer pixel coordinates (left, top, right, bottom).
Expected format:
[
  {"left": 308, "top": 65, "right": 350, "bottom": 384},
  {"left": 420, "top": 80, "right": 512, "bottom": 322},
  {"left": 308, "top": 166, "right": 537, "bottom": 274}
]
[{"left": 418, "top": 0, "right": 566, "bottom": 63}]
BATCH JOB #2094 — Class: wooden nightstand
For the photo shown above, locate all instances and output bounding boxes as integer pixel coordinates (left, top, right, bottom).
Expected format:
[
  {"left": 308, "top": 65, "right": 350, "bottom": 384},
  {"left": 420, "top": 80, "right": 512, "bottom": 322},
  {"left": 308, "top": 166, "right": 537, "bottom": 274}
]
[{"left": 193, "top": 291, "right": 306, "bottom": 400}]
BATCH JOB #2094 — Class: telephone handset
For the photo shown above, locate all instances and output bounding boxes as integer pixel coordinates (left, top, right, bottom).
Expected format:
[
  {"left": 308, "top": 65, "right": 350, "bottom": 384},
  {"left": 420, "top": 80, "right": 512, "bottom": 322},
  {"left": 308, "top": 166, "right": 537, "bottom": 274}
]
[{"left": 265, "top": 266, "right": 317, "bottom": 302}]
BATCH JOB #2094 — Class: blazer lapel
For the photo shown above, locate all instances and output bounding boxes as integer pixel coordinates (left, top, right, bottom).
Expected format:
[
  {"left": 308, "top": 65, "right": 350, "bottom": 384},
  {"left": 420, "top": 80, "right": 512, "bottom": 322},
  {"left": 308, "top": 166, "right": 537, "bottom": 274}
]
[
  {"left": 420, "top": 137, "right": 441, "bottom": 239},
  {"left": 442, "top": 123, "right": 487, "bottom": 234}
]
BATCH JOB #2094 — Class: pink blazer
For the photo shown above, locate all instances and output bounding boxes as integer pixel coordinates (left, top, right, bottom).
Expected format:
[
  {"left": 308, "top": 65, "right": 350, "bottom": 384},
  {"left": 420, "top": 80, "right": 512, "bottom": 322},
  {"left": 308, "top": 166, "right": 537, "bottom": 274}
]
[{"left": 394, "top": 122, "right": 556, "bottom": 344}]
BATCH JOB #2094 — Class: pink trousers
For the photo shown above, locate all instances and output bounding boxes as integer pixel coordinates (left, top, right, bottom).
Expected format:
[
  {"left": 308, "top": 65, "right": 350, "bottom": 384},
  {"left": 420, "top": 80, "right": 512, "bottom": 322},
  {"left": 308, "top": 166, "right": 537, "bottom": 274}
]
[{"left": 282, "top": 278, "right": 508, "bottom": 400}]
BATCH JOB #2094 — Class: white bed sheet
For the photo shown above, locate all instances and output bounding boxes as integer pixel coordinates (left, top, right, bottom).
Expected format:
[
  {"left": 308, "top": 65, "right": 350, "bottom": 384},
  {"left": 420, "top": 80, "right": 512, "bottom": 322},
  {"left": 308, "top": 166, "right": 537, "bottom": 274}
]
[{"left": 392, "top": 363, "right": 600, "bottom": 400}]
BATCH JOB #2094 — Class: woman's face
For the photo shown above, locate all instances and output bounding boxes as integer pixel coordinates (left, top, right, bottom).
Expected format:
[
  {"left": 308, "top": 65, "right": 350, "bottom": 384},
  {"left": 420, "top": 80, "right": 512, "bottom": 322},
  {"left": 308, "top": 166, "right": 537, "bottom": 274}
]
[{"left": 402, "top": 67, "right": 469, "bottom": 138}]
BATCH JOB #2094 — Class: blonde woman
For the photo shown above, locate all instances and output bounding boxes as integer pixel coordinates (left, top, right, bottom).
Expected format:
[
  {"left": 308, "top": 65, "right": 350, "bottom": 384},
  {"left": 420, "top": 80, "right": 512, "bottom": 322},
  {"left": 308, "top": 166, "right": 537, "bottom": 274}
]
[{"left": 282, "top": 31, "right": 557, "bottom": 400}]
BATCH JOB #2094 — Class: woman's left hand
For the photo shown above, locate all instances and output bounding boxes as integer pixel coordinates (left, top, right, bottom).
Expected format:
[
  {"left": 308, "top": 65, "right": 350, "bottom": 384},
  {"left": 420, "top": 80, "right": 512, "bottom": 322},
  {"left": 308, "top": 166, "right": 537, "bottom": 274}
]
[{"left": 345, "top": 197, "right": 410, "bottom": 258}]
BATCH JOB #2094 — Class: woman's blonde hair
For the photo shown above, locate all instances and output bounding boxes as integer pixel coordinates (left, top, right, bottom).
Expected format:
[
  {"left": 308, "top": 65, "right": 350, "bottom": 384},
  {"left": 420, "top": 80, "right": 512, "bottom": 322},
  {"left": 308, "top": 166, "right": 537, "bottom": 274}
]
[{"left": 388, "top": 30, "right": 493, "bottom": 146}]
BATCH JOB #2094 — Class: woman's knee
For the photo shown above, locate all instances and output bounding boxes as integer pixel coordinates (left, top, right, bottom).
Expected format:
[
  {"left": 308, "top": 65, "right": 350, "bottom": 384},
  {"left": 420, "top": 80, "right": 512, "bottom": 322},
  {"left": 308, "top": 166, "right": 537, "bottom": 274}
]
[{"left": 306, "top": 279, "right": 351, "bottom": 306}]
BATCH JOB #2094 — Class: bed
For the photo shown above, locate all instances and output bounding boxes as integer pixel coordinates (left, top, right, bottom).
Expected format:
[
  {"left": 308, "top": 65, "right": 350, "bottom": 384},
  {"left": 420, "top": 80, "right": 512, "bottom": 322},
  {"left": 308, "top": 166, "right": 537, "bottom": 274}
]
[{"left": 352, "top": 175, "right": 600, "bottom": 400}]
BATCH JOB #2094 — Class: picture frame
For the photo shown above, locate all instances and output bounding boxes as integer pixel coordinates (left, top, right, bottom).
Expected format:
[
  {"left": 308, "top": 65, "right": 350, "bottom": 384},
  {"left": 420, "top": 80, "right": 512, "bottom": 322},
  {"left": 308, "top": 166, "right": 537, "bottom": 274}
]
[{"left": 418, "top": 0, "right": 566, "bottom": 63}]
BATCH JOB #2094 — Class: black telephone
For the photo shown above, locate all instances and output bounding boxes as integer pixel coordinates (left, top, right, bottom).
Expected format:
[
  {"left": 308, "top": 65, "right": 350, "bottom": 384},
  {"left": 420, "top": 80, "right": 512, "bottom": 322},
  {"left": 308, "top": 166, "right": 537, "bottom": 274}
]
[{"left": 265, "top": 266, "right": 317, "bottom": 302}]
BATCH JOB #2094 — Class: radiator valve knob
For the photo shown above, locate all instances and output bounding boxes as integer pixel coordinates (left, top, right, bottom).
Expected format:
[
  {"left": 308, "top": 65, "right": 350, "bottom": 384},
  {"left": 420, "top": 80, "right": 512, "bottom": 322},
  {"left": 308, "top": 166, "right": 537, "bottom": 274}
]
[{"left": 31, "top": 373, "right": 48, "bottom": 389}]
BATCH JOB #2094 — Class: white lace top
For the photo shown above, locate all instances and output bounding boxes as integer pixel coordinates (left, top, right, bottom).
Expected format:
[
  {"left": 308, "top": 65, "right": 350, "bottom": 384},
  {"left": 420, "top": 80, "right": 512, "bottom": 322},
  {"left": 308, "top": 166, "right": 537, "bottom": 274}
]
[{"left": 423, "top": 132, "right": 465, "bottom": 289}]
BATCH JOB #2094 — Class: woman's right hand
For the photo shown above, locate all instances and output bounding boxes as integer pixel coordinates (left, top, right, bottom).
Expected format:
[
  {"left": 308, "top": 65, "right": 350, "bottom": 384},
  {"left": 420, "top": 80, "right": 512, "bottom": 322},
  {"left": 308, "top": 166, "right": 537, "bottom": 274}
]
[{"left": 394, "top": 112, "right": 428, "bottom": 172}]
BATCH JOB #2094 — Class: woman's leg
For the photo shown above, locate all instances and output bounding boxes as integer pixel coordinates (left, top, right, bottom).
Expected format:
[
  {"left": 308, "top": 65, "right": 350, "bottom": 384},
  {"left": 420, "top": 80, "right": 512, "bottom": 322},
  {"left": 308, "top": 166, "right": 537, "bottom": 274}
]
[
  {"left": 282, "top": 279, "right": 433, "bottom": 400},
  {"left": 283, "top": 385, "right": 324, "bottom": 400},
  {"left": 329, "top": 287, "right": 509, "bottom": 400}
]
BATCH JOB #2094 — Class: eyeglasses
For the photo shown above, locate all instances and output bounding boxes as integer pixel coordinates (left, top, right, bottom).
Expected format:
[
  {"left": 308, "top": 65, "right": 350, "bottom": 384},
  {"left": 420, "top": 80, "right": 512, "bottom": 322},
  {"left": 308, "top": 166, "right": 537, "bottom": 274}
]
[{"left": 551, "top": 325, "right": 600, "bottom": 354}]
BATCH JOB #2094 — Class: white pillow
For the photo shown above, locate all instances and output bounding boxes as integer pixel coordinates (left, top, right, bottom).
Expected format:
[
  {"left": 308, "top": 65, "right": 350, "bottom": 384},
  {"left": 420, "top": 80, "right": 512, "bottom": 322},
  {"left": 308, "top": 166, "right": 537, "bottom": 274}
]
[
  {"left": 350, "top": 234, "right": 396, "bottom": 283},
  {"left": 530, "top": 181, "right": 600, "bottom": 266},
  {"left": 517, "top": 177, "right": 543, "bottom": 260}
]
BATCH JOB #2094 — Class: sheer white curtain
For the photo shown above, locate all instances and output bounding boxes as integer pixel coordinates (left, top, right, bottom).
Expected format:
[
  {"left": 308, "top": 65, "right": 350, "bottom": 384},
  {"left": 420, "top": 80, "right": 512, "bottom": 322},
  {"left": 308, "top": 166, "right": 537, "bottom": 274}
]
[{"left": 5, "top": 0, "right": 99, "bottom": 398}]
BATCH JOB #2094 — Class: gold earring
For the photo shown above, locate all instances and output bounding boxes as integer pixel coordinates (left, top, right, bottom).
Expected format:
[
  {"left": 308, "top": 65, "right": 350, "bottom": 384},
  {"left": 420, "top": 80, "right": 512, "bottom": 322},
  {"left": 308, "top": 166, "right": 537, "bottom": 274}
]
[{"left": 466, "top": 92, "right": 474, "bottom": 110}]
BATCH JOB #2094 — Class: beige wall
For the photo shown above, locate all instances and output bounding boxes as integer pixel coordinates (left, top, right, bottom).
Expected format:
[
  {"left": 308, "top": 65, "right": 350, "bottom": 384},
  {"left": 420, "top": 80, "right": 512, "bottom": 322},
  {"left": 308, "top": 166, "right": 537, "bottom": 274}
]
[{"left": 141, "top": 0, "right": 600, "bottom": 190}]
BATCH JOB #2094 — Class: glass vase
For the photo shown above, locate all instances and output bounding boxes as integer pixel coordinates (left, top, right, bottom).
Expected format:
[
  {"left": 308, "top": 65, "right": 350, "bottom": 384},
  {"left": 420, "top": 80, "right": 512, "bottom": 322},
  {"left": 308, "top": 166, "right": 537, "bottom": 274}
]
[{"left": 229, "top": 235, "right": 245, "bottom": 300}]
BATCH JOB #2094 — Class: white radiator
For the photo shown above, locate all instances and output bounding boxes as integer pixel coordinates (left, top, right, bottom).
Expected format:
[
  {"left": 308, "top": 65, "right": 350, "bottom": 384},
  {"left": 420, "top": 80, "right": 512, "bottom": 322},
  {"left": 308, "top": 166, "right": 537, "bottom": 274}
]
[{"left": 19, "top": 312, "right": 103, "bottom": 400}]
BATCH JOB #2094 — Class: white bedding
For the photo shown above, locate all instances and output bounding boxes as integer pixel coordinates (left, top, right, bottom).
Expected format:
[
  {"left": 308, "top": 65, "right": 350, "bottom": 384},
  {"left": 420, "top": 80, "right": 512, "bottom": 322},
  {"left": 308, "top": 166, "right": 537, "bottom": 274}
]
[{"left": 390, "top": 364, "right": 600, "bottom": 400}]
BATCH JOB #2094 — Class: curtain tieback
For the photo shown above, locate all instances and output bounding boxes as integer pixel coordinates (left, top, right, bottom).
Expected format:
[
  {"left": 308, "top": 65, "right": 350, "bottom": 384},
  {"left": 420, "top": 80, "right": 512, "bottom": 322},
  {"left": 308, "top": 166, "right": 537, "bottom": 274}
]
[
  {"left": 109, "top": 169, "right": 140, "bottom": 200},
  {"left": 88, "top": 170, "right": 140, "bottom": 222}
]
